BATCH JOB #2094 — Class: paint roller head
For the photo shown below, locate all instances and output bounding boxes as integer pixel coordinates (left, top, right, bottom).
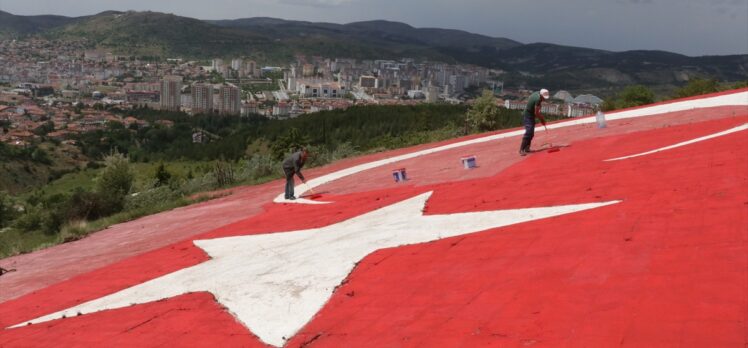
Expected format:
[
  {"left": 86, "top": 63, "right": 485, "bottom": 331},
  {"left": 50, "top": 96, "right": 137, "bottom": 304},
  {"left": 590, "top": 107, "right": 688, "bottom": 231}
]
[{"left": 301, "top": 193, "right": 322, "bottom": 200}]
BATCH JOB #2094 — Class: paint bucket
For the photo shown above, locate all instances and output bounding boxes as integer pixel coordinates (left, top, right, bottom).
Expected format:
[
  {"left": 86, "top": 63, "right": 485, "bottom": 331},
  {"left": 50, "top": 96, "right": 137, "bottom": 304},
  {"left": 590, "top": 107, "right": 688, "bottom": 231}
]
[
  {"left": 392, "top": 168, "right": 407, "bottom": 182},
  {"left": 596, "top": 111, "right": 607, "bottom": 128},
  {"left": 461, "top": 155, "right": 477, "bottom": 169}
]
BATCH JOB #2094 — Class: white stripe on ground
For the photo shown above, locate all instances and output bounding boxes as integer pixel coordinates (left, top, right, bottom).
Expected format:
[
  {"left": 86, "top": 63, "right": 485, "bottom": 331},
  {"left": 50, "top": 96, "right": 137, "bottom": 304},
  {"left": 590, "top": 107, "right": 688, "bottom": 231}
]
[
  {"left": 604, "top": 123, "right": 748, "bottom": 161},
  {"left": 276, "top": 91, "right": 748, "bottom": 204}
]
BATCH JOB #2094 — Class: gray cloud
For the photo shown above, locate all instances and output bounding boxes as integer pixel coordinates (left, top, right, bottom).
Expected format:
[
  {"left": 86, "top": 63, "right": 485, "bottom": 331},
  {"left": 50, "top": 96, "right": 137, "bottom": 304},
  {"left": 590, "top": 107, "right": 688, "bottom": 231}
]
[{"left": 277, "top": 0, "right": 359, "bottom": 7}]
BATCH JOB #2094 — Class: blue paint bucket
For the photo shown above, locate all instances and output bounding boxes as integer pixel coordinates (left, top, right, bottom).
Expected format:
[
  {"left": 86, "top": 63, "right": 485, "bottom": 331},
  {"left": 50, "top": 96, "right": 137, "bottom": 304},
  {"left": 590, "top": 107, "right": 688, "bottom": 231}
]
[
  {"left": 461, "top": 155, "right": 477, "bottom": 169},
  {"left": 392, "top": 168, "right": 407, "bottom": 182}
]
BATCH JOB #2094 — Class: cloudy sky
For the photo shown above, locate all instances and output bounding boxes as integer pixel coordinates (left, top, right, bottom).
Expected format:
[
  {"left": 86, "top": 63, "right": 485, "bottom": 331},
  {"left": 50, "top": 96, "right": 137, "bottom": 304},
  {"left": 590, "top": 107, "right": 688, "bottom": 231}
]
[{"left": 2, "top": 0, "right": 746, "bottom": 56}]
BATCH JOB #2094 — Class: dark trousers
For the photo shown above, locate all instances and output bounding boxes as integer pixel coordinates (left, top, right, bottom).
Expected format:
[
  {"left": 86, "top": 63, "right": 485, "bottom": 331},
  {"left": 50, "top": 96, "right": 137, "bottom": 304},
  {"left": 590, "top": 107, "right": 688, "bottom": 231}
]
[
  {"left": 520, "top": 113, "right": 535, "bottom": 151},
  {"left": 283, "top": 167, "right": 295, "bottom": 199}
]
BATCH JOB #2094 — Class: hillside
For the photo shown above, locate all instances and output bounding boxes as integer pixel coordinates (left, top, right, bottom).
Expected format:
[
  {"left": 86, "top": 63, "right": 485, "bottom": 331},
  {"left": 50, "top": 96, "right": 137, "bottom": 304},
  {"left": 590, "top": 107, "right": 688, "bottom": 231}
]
[
  {"left": 0, "top": 10, "right": 80, "bottom": 37},
  {"left": 0, "top": 10, "right": 746, "bottom": 89},
  {"left": 0, "top": 142, "right": 85, "bottom": 195},
  {"left": 209, "top": 18, "right": 521, "bottom": 62},
  {"left": 43, "top": 11, "right": 280, "bottom": 59},
  {"left": 490, "top": 44, "right": 748, "bottom": 90}
]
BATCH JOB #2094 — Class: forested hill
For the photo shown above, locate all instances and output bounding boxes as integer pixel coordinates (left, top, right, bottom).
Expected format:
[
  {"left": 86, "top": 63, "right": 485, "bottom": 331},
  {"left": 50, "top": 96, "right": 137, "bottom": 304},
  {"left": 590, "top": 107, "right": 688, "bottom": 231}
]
[
  {"left": 0, "top": 11, "right": 746, "bottom": 90},
  {"left": 0, "top": 10, "right": 79, "bottom": 35}
]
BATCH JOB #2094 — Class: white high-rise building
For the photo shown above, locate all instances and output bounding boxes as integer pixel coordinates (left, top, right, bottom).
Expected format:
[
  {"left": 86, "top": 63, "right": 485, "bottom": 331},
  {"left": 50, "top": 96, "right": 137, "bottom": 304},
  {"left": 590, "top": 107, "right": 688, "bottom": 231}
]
[
  {"left": 426, "top": 86, "right": 440, "bottom": 103},
  {"left": 212, "top": 59, "right": 224, "bottom": 71},
  {"left": 231, "top": 59, "right": 243, "bottom": 71}
]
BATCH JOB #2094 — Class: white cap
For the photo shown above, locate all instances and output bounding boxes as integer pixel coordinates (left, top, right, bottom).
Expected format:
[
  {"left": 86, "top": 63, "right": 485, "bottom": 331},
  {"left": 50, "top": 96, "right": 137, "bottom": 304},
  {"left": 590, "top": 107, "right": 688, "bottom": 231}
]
[{"left": 540, "top": 89, "right": 550, "bottom": 100}]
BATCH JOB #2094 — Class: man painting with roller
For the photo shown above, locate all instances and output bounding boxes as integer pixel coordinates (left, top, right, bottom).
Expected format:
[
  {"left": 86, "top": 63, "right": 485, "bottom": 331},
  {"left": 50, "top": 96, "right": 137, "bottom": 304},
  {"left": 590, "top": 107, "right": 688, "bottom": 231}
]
[
  {"left": 282, "top": 147, "right": 308, "bottom": 200},
  {"left": 519, "top": 88, "right": 550, "bottom": 156}
]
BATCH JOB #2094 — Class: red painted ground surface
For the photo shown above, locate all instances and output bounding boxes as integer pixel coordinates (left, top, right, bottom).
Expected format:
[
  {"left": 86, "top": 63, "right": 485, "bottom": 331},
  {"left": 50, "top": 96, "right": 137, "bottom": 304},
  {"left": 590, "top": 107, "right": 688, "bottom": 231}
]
[{"left": 1, "top": 92, "right": 747, "bottom": 347}]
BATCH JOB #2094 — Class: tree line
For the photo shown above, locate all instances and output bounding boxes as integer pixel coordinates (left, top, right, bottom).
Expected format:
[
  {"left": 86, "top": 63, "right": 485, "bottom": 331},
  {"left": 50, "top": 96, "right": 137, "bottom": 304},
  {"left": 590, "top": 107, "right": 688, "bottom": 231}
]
[
  {"left": 2, "top": 102, "right": 529, "bottom": 257},
  {"left": 76, "top": 104, "right": 474, "bottom": 163}
]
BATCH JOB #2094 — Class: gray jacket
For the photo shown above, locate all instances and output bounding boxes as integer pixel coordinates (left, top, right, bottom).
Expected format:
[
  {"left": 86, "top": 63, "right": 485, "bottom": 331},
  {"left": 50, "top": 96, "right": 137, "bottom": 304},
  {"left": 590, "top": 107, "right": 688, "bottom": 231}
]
[{"left": 282, "top": 151, "right": 306, "bottom": 181}]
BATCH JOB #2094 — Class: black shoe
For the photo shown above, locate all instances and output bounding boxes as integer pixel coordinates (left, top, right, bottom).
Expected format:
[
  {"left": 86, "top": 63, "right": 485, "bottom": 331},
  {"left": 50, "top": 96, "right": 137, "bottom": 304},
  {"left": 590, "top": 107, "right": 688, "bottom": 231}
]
[
  {"left": 519, "top": 149, "right": 528, "bottom": 156},
  {"left": 288, "top": 196, "right": 296, "bottom": 200}
]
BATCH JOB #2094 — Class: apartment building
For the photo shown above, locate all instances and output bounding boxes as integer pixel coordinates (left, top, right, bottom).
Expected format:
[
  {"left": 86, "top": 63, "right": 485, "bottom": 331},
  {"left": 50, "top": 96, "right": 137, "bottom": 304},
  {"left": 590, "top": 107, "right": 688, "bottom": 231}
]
[
  {"left": 160, "top": 75, "right": 182, "bottom": 111},
  {"left": 192, "top": 83, "right": 214, "bottom": 114},
  {"left": 218, "top": 83, "right": 241, "bottom": 115}
]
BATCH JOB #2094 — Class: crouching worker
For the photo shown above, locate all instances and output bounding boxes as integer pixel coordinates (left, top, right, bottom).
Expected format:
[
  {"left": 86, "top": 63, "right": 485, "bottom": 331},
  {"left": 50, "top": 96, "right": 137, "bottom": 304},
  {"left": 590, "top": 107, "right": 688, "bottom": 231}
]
[{"left": 282, "top": 147, "right": 308, "bottom": 200}]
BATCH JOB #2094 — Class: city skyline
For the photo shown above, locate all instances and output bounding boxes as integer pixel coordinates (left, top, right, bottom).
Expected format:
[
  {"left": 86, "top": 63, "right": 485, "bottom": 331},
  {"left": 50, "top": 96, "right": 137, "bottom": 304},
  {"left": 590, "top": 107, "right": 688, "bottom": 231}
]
[{"left": 1, "top": 0, "right": 747, "bottom": 57}]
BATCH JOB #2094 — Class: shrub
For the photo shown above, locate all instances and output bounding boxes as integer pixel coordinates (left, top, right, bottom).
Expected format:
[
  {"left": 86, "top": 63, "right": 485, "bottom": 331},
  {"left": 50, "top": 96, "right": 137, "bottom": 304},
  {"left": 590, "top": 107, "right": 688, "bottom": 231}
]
[
  {"left": 303, "top": 145, "right": 331, "bottom": 168},
  {"left": 124, "top": 186, "right": 181, "bottom": 211},
  {"left": 330, "top": 142, "right": 358, "bottom": 162},
  {"left": 31, "top": 148, "right": 52, "bottom": 164},
  {"left": 12, "top": 204, "right": 43, "bottom": 233},
  {"left": 271, "top": 127, "right": 310, "bottom": 161},
  {"left": 86, "top": 161, "right": 103, "bottom": 170},
  {"left": 0, "top": 192, "right": 16, "bottom": 228},
  {"left": 57, "top": 220, "right": 89, "bottom": 243},
  {"left": 618, "top": 85, "right": 655, "bottom": 109},
  {"left": 97, "top": 152, "right": 134, "bottom": 199},
  {"left": 42, "top": 209, "right": 65, "bottom": 235},
  {"left": 728, "top": 80, "right": 748, "bottom": 89},
  {"left": 244, "top": 154, "right": 278, "bottom": 180},
  {"left": 181, "top": 172, "right": 218, "bottom": 194},
  {"left": 154, "top": 162, "right": 172, "bottom": 187},
  {"left": 466, "top": 90, "right": 499, "bottom": 131},
  {"left": 66, "top": 190, "right": 123, "bottom": 221},
  {"left": 603, "top": 85, "right": 656, "bottom": 111},
  {"left": 212, "top": 160, "right": 235, "bottom": 188},
  {"left": 674, "top": 78, "right": 719, "bottom": 99}
]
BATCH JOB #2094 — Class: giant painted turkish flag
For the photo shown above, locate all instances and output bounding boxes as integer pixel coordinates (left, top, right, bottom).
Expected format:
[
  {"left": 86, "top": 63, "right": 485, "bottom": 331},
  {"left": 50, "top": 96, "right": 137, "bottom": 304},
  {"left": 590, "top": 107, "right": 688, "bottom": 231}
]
[{"left": 1, "top": 90, "right": 747, "bottom": 347}]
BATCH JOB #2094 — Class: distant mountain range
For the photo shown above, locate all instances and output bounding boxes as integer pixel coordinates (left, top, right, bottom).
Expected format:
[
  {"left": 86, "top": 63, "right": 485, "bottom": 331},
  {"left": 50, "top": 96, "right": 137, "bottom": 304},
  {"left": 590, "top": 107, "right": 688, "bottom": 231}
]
[
  {"left": 0, "top": 11, "right": 80, "bottom": 34},
  {"left": 1, "top": 10, "right": 746, "bottom": 92}
]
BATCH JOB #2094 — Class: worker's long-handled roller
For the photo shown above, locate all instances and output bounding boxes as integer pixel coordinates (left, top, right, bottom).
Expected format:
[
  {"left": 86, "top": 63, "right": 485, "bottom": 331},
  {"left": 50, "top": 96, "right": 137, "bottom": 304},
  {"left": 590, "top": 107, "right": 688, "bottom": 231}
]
[
  {"left": 545, "top": 126, "right": 561, "bottom": 153},
  {"left": 300, "top": 182, "right": 322, "bottom": 199},
  {"left": 541, "top": 125, "right": 569, "bottom": 153},
  {"left": 538, "top": 125, "right": 562, "bottom": 153},
  {"left": 537, "top": 125, "right": 554, "bottom": 152},
  {"left": 306, "top": 183, "right": 317, "bottom": 195}
]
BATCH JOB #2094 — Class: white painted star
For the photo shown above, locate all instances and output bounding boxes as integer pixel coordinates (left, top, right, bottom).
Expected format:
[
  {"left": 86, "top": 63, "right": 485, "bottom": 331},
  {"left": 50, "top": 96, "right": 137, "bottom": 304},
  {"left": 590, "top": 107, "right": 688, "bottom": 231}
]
[{"left": 12, "top": 192, "right": 620, "bottom": 346}]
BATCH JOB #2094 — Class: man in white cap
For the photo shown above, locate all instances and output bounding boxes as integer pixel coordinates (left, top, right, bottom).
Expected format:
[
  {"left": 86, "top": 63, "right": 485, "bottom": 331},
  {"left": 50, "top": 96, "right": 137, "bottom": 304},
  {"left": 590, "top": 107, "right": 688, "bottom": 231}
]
[{"left": 519, "top": 88, "right": 550, "bottom": 156}]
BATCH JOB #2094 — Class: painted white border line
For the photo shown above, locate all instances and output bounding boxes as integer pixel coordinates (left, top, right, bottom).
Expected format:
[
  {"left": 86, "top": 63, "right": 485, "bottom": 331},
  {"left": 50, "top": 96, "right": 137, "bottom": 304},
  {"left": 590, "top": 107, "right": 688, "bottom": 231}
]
[
  {"left": 605, "top": 123, "right": 748, "bottom": 161},
  {"left": 275, "top": 91, "right": 748, "bottom": 204}
]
